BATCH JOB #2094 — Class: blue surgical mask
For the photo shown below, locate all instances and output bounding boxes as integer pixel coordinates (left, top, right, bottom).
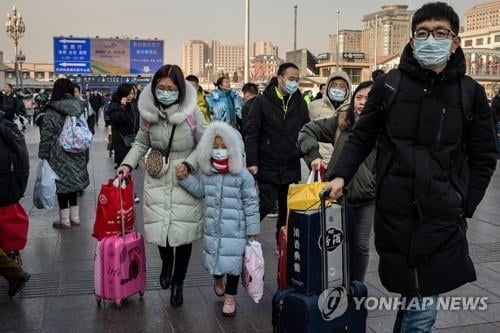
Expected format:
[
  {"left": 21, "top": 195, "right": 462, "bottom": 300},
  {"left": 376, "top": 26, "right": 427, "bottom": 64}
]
[
  {"left": 284, "top": 80, "right": 299, "bottom": 95},
  {"left": 328, "top": 88, "right": 346, "bottom": 102},
  {"left": 413, "top": 36, "right": 452, "bottom": 69},
  {"left": 211, "top": 149, "right": 228, "bottom": 160},
  {"left": 156, "top": 89, "right": 179, "bottom": 106}
]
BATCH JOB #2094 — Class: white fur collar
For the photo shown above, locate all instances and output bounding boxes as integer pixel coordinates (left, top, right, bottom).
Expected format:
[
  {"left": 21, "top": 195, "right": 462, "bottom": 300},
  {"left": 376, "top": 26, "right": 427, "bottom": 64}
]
[
  {"left": 196, "top": 122, "right": 244, "bottom": 175},
  {"left": 138, "top": 80, "right": 197, "bottom": 124}
]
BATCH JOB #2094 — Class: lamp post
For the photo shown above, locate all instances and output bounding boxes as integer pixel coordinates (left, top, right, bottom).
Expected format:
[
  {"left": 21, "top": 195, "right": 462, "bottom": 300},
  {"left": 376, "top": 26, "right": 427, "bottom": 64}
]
[
  {"left": 17, "top": 50, "right": 26, "bottom": 90},
  {"left": 205, "top": 60, "right": 213, "bottom": 90},
  {"left": 374, "top": 14, "right": 378, "bottom": 70},
  {"left": 244, "top": 0, "right": 250, "bottom": 83},
  {"left": 5, "top": 5, "right": 26, "bottom": 89},
  {"left": 294, "top": 5, "right": 298, "bottom": 51},
  {"left": 336, "top": 10, "right": 340, "bottom": 71}
]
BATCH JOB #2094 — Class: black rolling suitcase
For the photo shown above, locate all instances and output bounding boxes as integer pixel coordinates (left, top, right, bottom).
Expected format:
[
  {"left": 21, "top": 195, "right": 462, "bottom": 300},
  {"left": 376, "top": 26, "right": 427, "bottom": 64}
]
[{"left": 272, "top": 191, "right": 368, "bottom": 332}]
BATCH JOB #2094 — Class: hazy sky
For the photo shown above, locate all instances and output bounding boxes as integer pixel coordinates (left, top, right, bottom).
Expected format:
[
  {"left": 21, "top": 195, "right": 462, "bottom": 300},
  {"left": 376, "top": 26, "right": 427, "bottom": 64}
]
[{"left": 0, "top": 0, "right": 479, "bottom": 66}]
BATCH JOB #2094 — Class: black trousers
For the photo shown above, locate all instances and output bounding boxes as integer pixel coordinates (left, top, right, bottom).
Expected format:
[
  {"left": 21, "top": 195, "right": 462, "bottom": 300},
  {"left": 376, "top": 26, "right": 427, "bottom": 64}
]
[
  {"left": 158, "top": 239, "right": 192, "bottom": 285},
  {"left": 258, "top": 181, "right": 290, "bottom": 244},
  {"left": 87, "top": 114, "right": 96, "bottom": 134},
  {"left": 214, "top": 274, "right": 240, "bottom": 295},
  {"left": 57, "top": 192, "right": 78, "bottom": 209}
]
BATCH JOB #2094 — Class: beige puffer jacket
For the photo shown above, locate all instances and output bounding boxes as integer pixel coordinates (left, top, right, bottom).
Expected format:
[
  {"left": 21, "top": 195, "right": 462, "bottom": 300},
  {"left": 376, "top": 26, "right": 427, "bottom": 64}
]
[{"left": 122, "top": 82, "right": 207, "bottom": 247}]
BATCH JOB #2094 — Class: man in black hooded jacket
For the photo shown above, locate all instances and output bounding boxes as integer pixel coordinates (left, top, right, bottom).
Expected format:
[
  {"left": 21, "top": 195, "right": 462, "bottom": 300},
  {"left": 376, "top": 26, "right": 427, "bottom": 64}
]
[{"left": 326, "top": 3, "right": 497, "bottom": 331}]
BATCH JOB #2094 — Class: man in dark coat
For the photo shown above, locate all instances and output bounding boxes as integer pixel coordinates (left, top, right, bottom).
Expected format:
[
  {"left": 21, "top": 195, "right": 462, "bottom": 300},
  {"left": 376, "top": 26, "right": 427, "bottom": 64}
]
[
  {"left": 490, "top": 90, "right": 500, "bottom": 157},
  {"left": 245, "top": 63, "right": 310, "bottom": 244},
  {"left": 326, "top": 3, "right": 497, "bottom": 331},
  {"left": 0, "top": 84, "right": 23, "bottom": 122},
  {"left": 240, "top": 82, "right": 258, "bottom": 139}
]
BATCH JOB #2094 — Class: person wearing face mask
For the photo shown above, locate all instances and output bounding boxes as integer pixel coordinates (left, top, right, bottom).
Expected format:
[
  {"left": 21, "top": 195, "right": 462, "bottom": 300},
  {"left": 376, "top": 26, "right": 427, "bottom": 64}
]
[
  {"left": 109, "top": 83, "right": 140, "bottom": 168},
  {"left": 207, "top": 77, "right": 242, "bottom": 129},
  {"left": 306, "top": 71, "right": 352, "bottom": 170},
  {"left": 299, "top": 81, "right": 375, "bottom": 283},
  {"left": 117, "top": 65, "right": 207, "bottom": 308},
  {"left": 245, "top": 62, "right": 310, "bottom": 248},
  {"left": 176, "top": 121, "right": 259, "bottom": 317},
  {"left": 324, "top": 3, "right": 497, "bottom": 331}
]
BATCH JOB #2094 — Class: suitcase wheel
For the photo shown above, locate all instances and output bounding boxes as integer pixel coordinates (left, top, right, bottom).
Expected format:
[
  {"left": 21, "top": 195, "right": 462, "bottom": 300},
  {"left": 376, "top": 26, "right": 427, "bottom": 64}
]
[
  {"left": 139, "top": 291, "right": 145, "bottom": 298},
  {"left": 95, "top": 296, "right": 102, "bottom": 307},
  {"left": 114, "top": 300, "right": 123, "bottom": 309}
]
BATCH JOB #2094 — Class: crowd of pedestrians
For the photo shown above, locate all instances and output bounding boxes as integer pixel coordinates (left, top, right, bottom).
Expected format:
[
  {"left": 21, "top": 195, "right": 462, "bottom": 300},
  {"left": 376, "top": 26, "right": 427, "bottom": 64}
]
[{"left": 1, "top": 2, "right": 500, "bottom": 331}]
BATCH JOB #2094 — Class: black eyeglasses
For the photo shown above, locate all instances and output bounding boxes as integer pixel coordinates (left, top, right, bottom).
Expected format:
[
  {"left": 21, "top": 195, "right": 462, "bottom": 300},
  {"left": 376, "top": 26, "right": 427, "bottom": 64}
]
[{"left": 413, "top": 28, "right": 456, "bottom": 40}]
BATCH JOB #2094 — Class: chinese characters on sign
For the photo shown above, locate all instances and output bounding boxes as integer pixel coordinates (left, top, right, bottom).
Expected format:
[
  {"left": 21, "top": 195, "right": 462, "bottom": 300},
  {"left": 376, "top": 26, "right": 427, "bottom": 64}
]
[{"left": 54, "top": 37, "right": 164, "bottom": 75}]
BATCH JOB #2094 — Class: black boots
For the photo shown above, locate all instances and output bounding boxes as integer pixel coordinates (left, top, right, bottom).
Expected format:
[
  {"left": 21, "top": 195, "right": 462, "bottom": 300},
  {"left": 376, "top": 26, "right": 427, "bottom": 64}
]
[
  {"left": 8, "top": 273, "right": 31, "bottom": 297},
  {"left": 170, "top": 284, "right": 184, "bottom": 307},
  {"left": 160, "top": 263, "right": 173, "bottom": 290}
]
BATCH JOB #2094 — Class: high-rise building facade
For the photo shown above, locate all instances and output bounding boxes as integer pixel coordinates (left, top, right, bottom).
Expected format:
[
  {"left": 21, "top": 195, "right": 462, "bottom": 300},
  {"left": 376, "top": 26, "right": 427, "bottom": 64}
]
[
  {"left": 181, "top": 40, "right": 209, "bottom": 78},
  {"left": 329, "top": 30, "right": 363, "bottom": 60},
  {"left": 251, "top": 41, "right": 278, "bottom": 57},
  {"left": 208, "top": 40, "right": 245, "bottom": 77},
  {"left": 465, "top": 1, "right": 500, "bottom": 32},
  {"left": 361, "top": 5, "right": 414, "bottom": 63}
]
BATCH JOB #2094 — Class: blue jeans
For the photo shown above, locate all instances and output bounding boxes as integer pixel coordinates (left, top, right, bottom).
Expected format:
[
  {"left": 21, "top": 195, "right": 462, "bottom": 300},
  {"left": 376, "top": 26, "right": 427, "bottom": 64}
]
[{"left": 393, "top": 295, "right": 439, "bottom": 332}]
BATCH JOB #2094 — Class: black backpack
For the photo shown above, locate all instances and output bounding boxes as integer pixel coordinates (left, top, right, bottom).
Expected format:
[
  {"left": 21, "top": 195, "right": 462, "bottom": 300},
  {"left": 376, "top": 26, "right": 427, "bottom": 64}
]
[{"left": 0, "top": 114, "right": 30, "bottom": 206}]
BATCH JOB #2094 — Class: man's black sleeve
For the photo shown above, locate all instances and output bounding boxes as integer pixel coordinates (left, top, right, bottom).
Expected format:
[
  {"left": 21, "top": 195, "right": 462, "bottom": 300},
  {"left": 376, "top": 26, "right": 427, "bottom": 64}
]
[{"left": 464, "top": 84, "right": 497, "bottom": 218}]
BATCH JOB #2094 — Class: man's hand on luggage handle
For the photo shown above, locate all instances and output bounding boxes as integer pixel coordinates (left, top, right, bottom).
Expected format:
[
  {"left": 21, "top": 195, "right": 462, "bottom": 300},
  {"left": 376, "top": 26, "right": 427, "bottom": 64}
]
[
  {"left": 325, "top": 177, "right": 345, "bottom": 200},
  {"left": 311, "top": 158, "right": 322, "bottom": 171},
  {"left": 248, "top": 166, "right": 258, "bottom": 175}
]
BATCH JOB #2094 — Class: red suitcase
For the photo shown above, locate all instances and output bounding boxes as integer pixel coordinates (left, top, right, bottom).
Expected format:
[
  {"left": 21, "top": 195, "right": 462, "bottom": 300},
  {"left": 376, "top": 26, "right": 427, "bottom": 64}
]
[{"left": 277, "top": 226, "right": 288, "bottom": 289}]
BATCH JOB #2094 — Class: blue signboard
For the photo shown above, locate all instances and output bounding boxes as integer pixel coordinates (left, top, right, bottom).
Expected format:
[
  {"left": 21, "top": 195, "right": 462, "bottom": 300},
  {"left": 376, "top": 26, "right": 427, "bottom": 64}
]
[
  {"left": 53, "top": 37, "right": 92, "bottom": 74},
  {"left": 130, "top": 40, "right": 164, "bottom": 74}
]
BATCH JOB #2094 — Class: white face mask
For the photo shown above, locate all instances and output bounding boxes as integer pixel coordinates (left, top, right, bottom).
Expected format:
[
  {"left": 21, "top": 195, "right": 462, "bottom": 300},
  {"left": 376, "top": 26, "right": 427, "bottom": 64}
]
[{"left": 211, "top": 149, "right": 228, "bottom": 160}]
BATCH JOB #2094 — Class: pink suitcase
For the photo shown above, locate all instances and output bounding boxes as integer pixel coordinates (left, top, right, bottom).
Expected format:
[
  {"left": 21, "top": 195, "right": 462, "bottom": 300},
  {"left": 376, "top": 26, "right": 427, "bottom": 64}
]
[{"left": 94, "top": 175, "right": 146, "bottom": 308}]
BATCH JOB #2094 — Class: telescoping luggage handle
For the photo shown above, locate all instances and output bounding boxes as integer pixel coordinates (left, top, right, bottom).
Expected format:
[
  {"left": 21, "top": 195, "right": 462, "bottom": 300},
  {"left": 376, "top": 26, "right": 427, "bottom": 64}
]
[
  {"left": 319, "top": 189, "right": 349, "bottom": 294},
  {"left": 117, "top": 172, "right": 135, "bottom": 237}
]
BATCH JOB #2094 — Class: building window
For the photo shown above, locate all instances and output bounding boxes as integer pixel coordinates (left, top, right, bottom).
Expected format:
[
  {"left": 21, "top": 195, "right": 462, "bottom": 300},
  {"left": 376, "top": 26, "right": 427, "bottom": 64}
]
[
  {"left": 476, "top": 38, "right": 484, "bottom": 46},
  {"left": 464, "top": 40, "right": 473, "bottom": 47},
  {"left": 49, "top": 72, "right": 55, "bottom": 80},
  {"left": 35, "top": 72, "right": 45, "bottom": 80},
  {"left": 343, "top": 68, "right": 361, "bottom": 85},
  {"left": 495, "top": 35, "right": 500, "bottom": 43}
]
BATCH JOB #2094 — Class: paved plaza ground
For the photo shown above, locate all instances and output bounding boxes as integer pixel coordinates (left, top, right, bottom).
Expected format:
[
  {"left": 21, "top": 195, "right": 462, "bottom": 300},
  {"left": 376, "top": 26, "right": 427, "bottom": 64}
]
[{"left": 1, "top": 124, "right": 499, "bottom": 332}]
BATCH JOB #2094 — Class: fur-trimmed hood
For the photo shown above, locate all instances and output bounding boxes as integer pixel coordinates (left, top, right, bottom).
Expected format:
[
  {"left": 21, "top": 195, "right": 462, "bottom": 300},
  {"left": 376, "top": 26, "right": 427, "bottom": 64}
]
[
  {"left": 196, "top": 121, "right": 244, "bottom": 175},
  {"left": 138, "top": 80, "right": 198, "bottom": 124}
]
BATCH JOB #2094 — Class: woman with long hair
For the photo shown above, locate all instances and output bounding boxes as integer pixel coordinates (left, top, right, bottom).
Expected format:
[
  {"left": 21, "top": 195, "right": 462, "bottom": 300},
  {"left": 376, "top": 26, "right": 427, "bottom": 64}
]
[
  {"left": 38, "top": 78, "right": 90, "bottom": 229},
  {"left": 109, "top": 83, "right": 139, "bottom": 168},
  {"left": 299, "top": 80, "right": 376, "bottom": 282},
  {"left": 117, "top": 65, "right": 206, "bottom": 307}
]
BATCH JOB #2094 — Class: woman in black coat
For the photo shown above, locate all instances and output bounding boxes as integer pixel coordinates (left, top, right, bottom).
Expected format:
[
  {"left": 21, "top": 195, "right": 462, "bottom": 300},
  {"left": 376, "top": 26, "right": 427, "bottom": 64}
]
[{"left": 109, "top": 84, "right": 139, "bottom": 168}]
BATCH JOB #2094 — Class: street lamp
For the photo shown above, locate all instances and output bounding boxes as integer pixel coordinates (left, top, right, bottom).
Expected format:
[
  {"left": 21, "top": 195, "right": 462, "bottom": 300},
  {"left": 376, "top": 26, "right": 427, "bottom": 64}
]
[
  {"left": 244, "top": 0, "right": 250, "bottom": 83},
  {"left": 205, "top": 60, "right": 213, "bottom": 89},
  {"left": 336, "top": 10, "right": 341, "bottom": 71},
  {"left": 5, "top": 5, "right": 26, "bottom": 89},
  {"left": 17, "top": 50, "right": 26, "bottom": 90}
]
